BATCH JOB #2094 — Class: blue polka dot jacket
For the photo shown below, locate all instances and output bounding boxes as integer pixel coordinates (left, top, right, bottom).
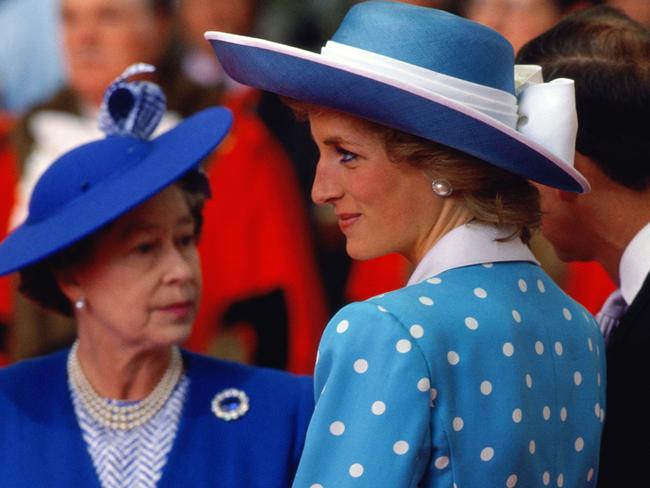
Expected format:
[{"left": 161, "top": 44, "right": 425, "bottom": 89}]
[{"left": 293, "top": 260, "right": 606, "bottom": 487}]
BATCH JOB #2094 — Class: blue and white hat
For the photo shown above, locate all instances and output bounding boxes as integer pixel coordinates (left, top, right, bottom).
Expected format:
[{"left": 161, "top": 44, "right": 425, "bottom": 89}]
[
  {"left": 206, "top": 0, "right": 588, "bottom": 193},
  {"left": 0, "top": 64, "right": 232, "bottom": 276}
]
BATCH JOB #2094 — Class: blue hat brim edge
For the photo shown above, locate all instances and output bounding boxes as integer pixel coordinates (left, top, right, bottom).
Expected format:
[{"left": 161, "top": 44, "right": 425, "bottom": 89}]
[
  {"left": 0, "top": 107, "right": 233, "bottom": 276},
  {"left": 206, "top": 32, "right": 589, "bottom": 194}
]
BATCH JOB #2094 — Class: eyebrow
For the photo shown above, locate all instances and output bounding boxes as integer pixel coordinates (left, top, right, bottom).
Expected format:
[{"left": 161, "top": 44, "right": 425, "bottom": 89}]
[
  {"left": 323, "top": 135, "right": 365, "bottom": 147},
  {"left": 119, "top": 215, "right": 195, "bottom": 238}
]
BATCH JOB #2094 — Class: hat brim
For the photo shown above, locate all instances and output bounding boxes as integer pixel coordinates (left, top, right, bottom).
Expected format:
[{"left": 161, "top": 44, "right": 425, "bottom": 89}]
[
  {"left": 0, "top": 107, "right": 232, "bottom": 276},
  {"left": 207, "top": 32, "right": 589, "bottom": 193}
]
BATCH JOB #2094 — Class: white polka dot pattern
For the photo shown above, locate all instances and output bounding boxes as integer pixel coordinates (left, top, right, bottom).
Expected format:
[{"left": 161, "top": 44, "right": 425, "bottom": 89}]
[
  {"left": 329, "top": 421, "right": 345, "bottom": 436},
  {"left": 474, "top": 288, "right": 488, "bottom": 299},
  {"left": 434, "top": 456, "right": 449, "bottom": 470},
  {"left": 396, "top": 339, "right": 412, "bottom": 353},
  {"left": 560, "top": 407, "right": 568, "bottom": 422},
  {"left": 353, "top": 359, "right": 368, "bottom": 374},
  {"left": 525, "top": 374, "right": 533, "bottom": 388},
  {"left": 336, "top": 320, "right": 349, "bottom": 333},
  {"left": 447, "top": 351, "right": 460, "bottom": 365},
  {"left": 291, "top": 262, "right": 606, "bottom": 488},
  {"left": 417, "top": 378, "right": 430, "bottom": 392},
  {"left": 575, "top": 437, "right": 584, "bottom": 452},
  {"left": 465, "top": 317, "right": 479, "bottom": 330},
  {"left": 371, "top": 401, "right": 386, "bottom": 415},
  {"left": 410, "top": 325, "right": 424, "bottom": 338},
  {"left": 480, "top": 447, "right": 495, "bottom": 461},
  {"left": 393, "top": 441, "right": 409, "bottom": 455},
  {"left": 349, "top": 464, "right": 364, "bottom": 478}
]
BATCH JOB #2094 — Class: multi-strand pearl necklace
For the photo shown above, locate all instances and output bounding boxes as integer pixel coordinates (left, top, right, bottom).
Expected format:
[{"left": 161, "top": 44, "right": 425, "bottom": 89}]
[{"left": 67, "top": 342, "right": 183, "bottom": 431}]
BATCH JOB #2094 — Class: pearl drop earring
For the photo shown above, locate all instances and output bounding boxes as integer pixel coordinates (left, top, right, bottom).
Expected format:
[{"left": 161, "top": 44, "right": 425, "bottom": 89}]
[
  {"left": 431, "top": 179, "right": 453, "bottom": 197},
  {"left": 74, "top": 297, "right": 86, "bottom": 310}
]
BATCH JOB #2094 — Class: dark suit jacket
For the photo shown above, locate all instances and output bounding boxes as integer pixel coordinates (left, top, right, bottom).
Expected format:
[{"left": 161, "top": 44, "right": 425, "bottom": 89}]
[{"left": 599, "top": 272, "right": 650, "bottom": 487}]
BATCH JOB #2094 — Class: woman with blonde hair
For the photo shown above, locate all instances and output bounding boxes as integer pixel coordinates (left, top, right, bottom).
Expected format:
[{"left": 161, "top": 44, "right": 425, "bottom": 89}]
[{"left": 207, "top": 2, "right": 606, "bottom": 486}]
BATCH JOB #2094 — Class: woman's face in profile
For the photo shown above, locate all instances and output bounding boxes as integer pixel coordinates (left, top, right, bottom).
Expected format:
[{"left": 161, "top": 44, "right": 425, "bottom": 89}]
[
  {"left": 309, "top": 110, "right": 440, "bottom": 263},
  {"left": 61, "top": 184, "right": 201, "bottom": 349}
]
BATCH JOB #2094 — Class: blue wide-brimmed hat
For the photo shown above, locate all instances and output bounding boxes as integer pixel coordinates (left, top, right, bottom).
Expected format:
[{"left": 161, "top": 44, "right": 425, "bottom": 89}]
[
  {"left": 206, "top": 0, "right": 588, "bottom": 193},
  {"left": 0, "top": 64, "right": 233, "bottom": 276}
]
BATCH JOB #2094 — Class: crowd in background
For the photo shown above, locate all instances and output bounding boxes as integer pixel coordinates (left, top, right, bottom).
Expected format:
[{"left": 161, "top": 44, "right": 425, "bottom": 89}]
[{"left": 0, "top": 0, "right": 648, "bottom": 370}]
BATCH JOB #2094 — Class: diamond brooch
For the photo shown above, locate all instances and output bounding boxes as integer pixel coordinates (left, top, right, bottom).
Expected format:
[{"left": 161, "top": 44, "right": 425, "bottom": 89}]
[{"left": 211, "top": 388, "right": 250, "bottom": 421}]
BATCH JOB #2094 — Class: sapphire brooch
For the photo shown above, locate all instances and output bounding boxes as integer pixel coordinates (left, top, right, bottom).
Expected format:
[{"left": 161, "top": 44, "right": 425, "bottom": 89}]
[{"left": 211, "top": 388, "right": 250, "bottom": 421}]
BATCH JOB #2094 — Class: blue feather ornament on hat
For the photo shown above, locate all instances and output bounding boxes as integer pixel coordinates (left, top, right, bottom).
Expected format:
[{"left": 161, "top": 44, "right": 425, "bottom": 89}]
[{"left": 0, "top": 63, "right": 232, "bottom": 276}]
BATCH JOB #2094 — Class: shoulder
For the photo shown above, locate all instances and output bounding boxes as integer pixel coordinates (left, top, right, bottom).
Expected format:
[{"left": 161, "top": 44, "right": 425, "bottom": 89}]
[
  {"left": 0, "top": 350, "right": 68, "bottom": 412},
  {"left": 182, "top": 350, "right": 313, "bottom": 402},
  {"left": 0, "top": 349, "right": 67, "bottom": 389}
]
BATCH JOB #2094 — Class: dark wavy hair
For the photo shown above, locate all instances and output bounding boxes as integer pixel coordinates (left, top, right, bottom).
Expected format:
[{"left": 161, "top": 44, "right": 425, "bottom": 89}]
[
  {"left": 19, "top": 170, "right": 209, "bottom": 317},
  {"left": 517, "top": 5, "right": 650, "bottom": 190}
]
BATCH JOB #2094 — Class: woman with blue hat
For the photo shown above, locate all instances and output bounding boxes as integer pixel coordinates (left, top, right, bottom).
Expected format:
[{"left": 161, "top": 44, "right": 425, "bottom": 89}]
[
  {"left": 206, "top": 1, "right": 606, "bottom": 486},
  {"left": 0, "top": 64, "right": 313, "bottom": 487}
]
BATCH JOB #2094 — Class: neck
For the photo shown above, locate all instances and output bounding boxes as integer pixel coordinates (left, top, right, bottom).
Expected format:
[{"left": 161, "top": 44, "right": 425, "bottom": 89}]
[
  {"left": 74, "top": 332, "right": 174, "bottom": 401},
  {"left": 407, "top": 199, "right": 473, "bottom": 265},
  {"left": 587, "top": 192, "right": 650, "bottom": 285}
]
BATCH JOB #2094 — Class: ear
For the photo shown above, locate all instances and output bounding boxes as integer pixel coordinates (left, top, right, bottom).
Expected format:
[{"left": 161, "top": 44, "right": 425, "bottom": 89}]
[{"left": 54, "top": 268, "right": 83, "bottom": 304}]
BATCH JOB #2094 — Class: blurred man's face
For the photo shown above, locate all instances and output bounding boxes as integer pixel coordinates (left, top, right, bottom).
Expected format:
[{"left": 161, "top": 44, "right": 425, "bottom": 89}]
[
  {"left": 608, "top": 0, "right": 650, "bottom": 26},
  {"left": 61, "top": 0, "right": 169, "bottom": 106},
  {"left": 180, "top": 0, "right": 256, "bottom": 53},
  {"left": 465, "top": 0, "right": 561, "bottom": 52},
  {"left": 534, "top": 153, "right": 599, "bottom": 263}
]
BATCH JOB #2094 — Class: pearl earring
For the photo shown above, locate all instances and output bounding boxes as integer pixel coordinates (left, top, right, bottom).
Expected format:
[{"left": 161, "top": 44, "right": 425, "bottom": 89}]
[
  {"left": 432, "top": 179, "right": 453, "bottom": 197},
  {"left": 74, "top": 297, "right": 86, "bottom": 310}
]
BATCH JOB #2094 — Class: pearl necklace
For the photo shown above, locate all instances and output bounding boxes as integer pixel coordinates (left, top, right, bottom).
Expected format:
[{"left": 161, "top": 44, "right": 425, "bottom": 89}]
[{"left": 67, "top": 342, "right": 183, "bottom": 431}]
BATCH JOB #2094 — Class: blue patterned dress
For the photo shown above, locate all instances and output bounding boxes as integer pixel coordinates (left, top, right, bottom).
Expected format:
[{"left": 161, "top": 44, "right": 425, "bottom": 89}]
[{"left": 292, "top": 224, "right": 606, "bottom": 488}]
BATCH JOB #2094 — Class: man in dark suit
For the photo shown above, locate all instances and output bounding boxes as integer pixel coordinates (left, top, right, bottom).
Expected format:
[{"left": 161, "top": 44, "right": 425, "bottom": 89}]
[{"left": 516, "top": 6, "right": 650, "bottom": 487}]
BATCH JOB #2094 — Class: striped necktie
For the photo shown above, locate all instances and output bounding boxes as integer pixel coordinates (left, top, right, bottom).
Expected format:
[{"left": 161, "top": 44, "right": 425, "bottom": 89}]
[{"left": 596, "top": 289, "right": 628, "bottom": 344}]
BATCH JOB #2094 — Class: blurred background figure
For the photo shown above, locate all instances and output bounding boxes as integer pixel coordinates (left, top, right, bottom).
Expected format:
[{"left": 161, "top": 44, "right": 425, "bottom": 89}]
[
  {"left": 462, "top": 0, "right": 573, "bottom": 52},
  {"left": 0, "top": 114, "right": 17, "bottom": 366},
  {"left": 178, "top": 0, "right": 259, "bottom": 90},
  {"left": 5, "top": 0, "right": 327, "bottom": 374},
  {"left": 607, "top": 0, "right": 650, "bottom": 26},
  {"left": 0, "top": 0, "right": 64, "bottom": 113}
]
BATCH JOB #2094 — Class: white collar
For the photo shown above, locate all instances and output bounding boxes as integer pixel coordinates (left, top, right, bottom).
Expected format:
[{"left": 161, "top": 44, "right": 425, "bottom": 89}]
[
  {"left": 407, "top": 222, "right": 539, "bottom": 285},
  {"left": 619, "top": 222, "right": 650, "bottom": 305}
]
